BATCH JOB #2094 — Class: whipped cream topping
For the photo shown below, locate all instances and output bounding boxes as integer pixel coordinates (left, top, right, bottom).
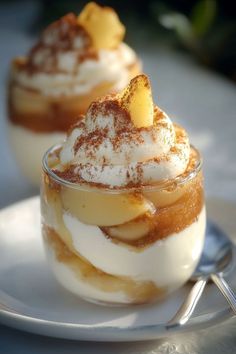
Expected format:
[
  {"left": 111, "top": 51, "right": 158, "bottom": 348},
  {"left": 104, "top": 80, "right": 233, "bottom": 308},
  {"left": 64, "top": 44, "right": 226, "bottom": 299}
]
[
  {"left": 57, "top": 97, "right": 190, "bottom": 187},
  {"left": 11, "top": 13, "right": 138, "bottom": 96}
]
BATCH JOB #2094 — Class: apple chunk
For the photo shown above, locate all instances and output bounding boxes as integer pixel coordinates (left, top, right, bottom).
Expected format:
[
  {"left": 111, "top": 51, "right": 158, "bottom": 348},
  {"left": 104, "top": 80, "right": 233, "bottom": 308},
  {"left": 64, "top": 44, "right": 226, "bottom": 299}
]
[
  {"left": 78, "top": 2, "right": 125, "bottom": 50},
  {"left": 61, "top": 188, "right": 155, "bottom": 226},
  {"left": 119, "top": 74, "right": 154, "bottom": 128}
]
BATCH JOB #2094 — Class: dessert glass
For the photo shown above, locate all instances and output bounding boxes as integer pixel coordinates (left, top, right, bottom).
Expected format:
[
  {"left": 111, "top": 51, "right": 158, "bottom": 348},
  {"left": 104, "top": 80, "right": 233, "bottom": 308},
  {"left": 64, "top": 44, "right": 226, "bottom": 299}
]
[
  {"left": 41, "top": 145, "right": 205, "bottom": 306},
  {"left": 7, "top": 3, "right": 141, "bottom": 186}
]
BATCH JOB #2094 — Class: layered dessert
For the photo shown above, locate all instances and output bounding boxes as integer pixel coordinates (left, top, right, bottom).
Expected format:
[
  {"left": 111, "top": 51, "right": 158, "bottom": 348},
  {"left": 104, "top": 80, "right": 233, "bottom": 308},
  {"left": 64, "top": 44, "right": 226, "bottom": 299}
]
[
  {"left": 8, "top": 2, "right": 141, "bottom": 185},
  {"left": 41, "top": 74, "right": 206, "bottom": 305}
]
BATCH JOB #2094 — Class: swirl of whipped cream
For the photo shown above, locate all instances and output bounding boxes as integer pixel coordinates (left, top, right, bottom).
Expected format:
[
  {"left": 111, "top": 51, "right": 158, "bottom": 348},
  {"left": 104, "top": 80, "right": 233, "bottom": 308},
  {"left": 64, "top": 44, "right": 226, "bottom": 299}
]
[
  {"left": 11, "top": 13, "right": 138, "bottom": 97},
  {"left": 59, "top": 97, "right": 190, "bottom": 187}
]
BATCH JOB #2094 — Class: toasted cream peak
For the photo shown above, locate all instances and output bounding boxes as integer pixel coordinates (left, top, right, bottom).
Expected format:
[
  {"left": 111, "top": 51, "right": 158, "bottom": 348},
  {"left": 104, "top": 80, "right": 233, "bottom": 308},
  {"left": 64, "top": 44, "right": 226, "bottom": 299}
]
[{"left": 56, "top": 74, "right": 190, "bottom": 188}]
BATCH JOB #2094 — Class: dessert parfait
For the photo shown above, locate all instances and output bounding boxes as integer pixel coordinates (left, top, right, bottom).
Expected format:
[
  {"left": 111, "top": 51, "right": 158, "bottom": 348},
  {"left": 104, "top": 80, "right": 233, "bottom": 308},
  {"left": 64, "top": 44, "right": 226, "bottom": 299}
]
[
  {"left": 8, "top": 2, "right": 141, "bottom": 185},
  {"left": 41, "top": 74, "right": 206, "bottom": 305}
]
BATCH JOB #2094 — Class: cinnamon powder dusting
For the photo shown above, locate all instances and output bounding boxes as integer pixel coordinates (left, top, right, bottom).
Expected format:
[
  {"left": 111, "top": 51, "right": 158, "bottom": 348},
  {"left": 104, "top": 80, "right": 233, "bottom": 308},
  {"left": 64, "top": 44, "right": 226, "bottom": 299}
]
[{"left": 25, "top": 13, "right": 96, "bottom": 75}]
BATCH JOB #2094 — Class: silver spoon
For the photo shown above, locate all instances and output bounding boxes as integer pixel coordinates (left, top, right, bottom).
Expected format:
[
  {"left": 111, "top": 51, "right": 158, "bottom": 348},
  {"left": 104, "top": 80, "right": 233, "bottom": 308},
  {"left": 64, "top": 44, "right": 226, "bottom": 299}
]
[{"left": 167, "top": 221, "right": 236, "bottom": 329}]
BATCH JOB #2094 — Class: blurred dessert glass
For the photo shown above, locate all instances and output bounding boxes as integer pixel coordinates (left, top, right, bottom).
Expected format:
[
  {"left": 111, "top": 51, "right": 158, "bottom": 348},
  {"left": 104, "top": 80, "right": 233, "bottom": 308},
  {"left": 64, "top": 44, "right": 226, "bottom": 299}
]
[{"left": 7, "top": 2, "right": 141, "bottom": 185}]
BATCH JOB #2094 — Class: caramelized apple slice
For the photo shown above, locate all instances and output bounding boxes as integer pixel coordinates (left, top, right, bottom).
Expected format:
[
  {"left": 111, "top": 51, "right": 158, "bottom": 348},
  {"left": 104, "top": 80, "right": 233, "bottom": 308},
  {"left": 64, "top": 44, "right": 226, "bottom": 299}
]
[
  {"left": 11, "top": 86, "right": 49, "bottom": 114},
  {"left": 61, "top": 188, "right": 155, "bottom": 226},
  {"left": 78, "top": 2, "right": 125, "bottom": 50},
  {"left": 119, "top": 75, "right": 154, "bottom": 128},
  {"left": 104, "top": 215, "right": 151, "bottom": 241},
  {"left": 143, "top": 184, "right": 188, "bottom": 208}
]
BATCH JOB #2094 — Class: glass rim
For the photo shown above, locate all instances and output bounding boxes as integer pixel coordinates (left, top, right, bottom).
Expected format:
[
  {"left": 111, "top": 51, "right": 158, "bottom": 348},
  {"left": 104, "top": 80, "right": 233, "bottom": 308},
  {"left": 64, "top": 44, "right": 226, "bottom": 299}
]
[{"left": 42, "top": 144, "right": 202, "bottom": 194}]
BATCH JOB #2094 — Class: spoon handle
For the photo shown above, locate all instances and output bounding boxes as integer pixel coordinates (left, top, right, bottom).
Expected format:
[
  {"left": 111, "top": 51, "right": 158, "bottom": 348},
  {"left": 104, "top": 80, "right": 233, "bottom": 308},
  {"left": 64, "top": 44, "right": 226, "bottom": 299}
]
[
  {"left": 211, "top": 274, "right": 236, "bottom": 314},
  {"left": 166, "top": 278, "right": 207, "bottom": 329}
]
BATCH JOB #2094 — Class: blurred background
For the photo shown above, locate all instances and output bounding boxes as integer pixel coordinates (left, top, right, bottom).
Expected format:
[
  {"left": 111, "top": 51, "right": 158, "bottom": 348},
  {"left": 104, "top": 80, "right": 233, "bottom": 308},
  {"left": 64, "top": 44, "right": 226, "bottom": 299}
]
[
  {"left": 2, "top": 0, "right": 236, "bottom": 80},
  {"left": 0, "top": 0, "right": 236, "bottom": 207}
]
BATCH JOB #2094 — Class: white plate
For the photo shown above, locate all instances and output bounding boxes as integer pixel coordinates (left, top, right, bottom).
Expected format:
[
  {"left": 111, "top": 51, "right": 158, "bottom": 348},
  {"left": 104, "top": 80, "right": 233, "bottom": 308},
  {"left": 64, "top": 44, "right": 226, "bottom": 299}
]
[{"left": 0, "top": 196, "right": 235, "bottom": 342}]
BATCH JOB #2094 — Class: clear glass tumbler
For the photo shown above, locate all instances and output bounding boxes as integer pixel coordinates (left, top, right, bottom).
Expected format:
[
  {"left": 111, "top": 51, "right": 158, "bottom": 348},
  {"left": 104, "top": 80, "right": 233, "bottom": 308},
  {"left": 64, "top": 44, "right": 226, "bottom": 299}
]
[{"left": 41, "top": 145, "right": 206, "bottom": 306}]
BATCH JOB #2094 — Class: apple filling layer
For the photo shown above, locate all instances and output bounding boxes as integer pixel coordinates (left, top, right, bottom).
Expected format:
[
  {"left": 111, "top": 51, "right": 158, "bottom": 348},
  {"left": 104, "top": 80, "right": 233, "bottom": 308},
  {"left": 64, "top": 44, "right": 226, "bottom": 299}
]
[{"left": 42, "top": 148, "right": 204, "bottom": 249}]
